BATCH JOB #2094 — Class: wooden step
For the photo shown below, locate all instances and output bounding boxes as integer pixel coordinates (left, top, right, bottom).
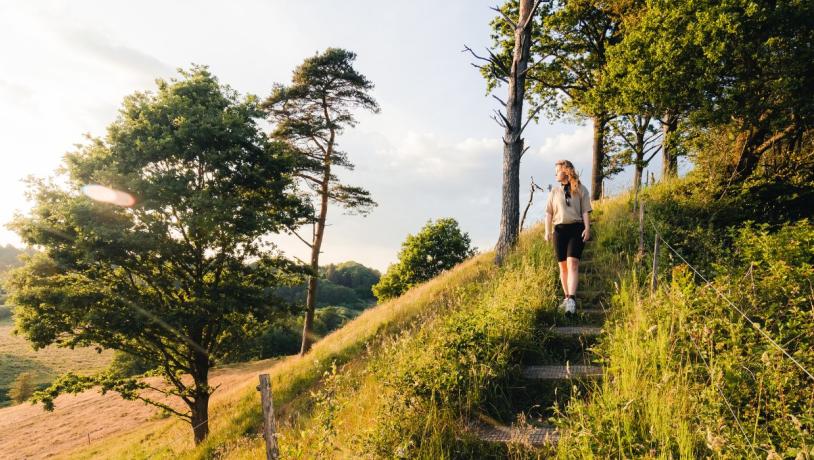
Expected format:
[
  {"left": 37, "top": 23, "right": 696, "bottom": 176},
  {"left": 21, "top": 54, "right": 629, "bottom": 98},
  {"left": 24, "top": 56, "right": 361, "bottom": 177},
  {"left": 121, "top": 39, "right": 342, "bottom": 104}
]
[
  {"left": 551, "top": 325, "right": 601, "bottom": 337},
  {"left": 468, "top": 422, "right": 558, "bottom": 446},
  {"left": 578, "top": 308, "right": 606, "bottom": 317},
  {"left": 522, "top": 364, "right": 603, "bottom": 380}
]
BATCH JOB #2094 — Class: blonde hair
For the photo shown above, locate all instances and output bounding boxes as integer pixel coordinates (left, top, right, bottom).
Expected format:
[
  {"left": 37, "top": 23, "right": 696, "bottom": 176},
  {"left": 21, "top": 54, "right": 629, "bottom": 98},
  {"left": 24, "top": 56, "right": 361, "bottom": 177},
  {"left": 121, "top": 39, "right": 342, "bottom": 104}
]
[{"left": 555, "top": 159, "right": 582, "bottom": 198}]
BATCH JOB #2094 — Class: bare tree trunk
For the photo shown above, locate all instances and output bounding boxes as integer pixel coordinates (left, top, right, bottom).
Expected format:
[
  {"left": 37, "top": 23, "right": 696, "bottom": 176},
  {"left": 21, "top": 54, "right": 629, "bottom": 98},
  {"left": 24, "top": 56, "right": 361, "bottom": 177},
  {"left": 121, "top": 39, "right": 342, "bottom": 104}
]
[
  {"left": 190, "top": 346, "right": 210, "bottom": 444},
  {"left": 661, "top": 112, "right": 678, "bottom": 178},
  {"left": 191, "top": 392, "right": 210, "bottom": 444},
  {"left": 300, "top": 164, "right": 331, "bottom": 355},
  {"left": 590, "top": 114, "right": 607, "bottom": 200},
  {"left": 634, "top": 119, "right": 646, "bottom": 193},
  {"left": 495, "top": 0, "right": 535, "bottom": 266},
  {"left": 301, "top": 103, "right": 335, "bottom": 355}
]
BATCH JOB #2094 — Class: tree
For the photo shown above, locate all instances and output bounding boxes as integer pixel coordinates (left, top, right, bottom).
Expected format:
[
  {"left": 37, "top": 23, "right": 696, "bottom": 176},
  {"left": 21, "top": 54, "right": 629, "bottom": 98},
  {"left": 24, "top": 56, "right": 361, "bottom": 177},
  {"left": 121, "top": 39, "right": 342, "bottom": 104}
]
[
  {"left": 607, "top": 114, "right": 662, "bottom": 191},
  {"left": 373, "top": 218, "right": 477, "bottom": 302},
  {"left": 466, "top": 0, "right": 546, "bottom": 266},
  {"left": 323, "top": 261, "right": 381, "bottom": 300},
  {"left": 263, "top": 48, "right": 380, "bottom": 355},
  {"left": 605, "top": 0, "right": 814, "bottom": 182},
  {"left": 602, "top": 0, "right": 712, "bottom": 179},
  {"left": 9, "top": 372, "right": 35, "bottom": 404},
  {"left": 5, "top": 66, "right": 309, "bottom": 444}
]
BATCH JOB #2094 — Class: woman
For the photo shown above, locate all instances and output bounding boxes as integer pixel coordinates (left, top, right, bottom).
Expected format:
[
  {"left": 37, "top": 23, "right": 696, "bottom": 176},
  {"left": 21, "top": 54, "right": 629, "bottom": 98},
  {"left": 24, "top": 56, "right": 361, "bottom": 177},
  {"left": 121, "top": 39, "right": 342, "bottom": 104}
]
[{"left": 543, "top": 160, "right": 592, "bottom": 313}]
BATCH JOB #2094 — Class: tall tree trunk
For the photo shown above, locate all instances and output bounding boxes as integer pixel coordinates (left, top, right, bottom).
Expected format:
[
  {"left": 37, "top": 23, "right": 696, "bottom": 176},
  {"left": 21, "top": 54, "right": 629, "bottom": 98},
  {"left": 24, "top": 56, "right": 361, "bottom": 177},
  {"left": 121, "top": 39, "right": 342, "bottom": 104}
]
[
  {"left": 495, "top": 0, "right": 535, "bottom": 266},
  {"left": 191, "top": 392, "right": 210, "bottom": 444},
  {"left": 190, "top": 346, "right": 210, "bottom": 444},
  {"left": 661, "top": 111, "right": 678, "bottom": 178},
  {"left": 590, "top": 114, "right": 607, "bottom": 200},
  {"left": 301, "top": 118, "right": 334, "bottom": 355},
  {"left": 634, "top": 118, "right": 646, "bottom": 193}
]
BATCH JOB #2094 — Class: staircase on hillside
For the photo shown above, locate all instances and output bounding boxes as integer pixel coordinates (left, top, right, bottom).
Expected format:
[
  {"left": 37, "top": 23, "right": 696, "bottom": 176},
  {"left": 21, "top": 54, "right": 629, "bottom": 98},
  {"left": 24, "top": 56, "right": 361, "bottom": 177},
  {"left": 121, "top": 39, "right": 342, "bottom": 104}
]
[{"left": 466, "top": 247, "right": 608, "bottom": 449}]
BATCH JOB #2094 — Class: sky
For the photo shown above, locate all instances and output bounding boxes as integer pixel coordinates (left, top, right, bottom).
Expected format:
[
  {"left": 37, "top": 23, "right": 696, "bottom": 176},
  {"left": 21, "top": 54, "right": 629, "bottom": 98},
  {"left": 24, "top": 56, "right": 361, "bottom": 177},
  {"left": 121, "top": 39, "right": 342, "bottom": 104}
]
[{"left": 0, "top": 0, "right": 678, "bottom": 273}]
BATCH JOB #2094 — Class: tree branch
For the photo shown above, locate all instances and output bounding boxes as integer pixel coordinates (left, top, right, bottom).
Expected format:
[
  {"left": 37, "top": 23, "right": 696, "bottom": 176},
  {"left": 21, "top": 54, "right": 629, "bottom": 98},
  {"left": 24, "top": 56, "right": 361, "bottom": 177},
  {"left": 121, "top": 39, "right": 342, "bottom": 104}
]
[
  {"left": 286, "top": 225, "right": 314, "bottom": 248},
  {"left": 490, "top": 5, "right": 517, "bottom": 29},
  {"left": 519, "top": 104, "right": 545, "bottom": 136}
]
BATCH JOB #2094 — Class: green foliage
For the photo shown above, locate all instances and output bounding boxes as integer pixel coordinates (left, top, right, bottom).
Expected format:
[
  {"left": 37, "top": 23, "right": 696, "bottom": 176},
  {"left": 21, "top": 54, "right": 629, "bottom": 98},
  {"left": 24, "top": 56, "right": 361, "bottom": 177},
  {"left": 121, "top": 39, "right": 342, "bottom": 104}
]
[
  {"left": 0, "top": 245, "right": 31, "bottom": 272},
  {"left": 323, "top": 261, "right": 381, "bottom": 300},
  {"left": 8, "top": 371, "right": 35, "bottom": 404},
  {"left": 107, "top": 351, "right": 157, "bottom": 378},
  {"left": 373, "top": 218, "right": 477, "bottom": 302},
  {"left": 4, "top": 65, "right": 310, "bottom": 442},
  {"left": 263, "top": 47, "right": 380, "bottom": 216}
]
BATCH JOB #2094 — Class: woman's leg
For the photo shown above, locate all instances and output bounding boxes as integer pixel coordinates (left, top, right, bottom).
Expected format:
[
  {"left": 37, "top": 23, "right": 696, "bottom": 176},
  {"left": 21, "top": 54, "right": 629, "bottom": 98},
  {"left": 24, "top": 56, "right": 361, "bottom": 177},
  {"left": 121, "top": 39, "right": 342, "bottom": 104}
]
[
  {"left": 566, "top": 223, "right": 585, "bottom": 298},
  {"left": 558, "top": 260, "right": 569, "bottom": 296},
  {"left": 567, "top": 257, "right": 580, "bottom": 296}
]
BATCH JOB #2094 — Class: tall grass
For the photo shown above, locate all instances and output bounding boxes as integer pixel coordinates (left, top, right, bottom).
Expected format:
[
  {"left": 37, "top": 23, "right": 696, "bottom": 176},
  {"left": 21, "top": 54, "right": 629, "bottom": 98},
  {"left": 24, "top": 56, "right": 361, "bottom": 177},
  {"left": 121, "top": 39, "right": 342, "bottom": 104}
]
[
  {"left": 208, "top": 222, "right": 560, "bottom": 459},
  {"left": 554, "top": 177, "right": 814, "bottom": 459}
]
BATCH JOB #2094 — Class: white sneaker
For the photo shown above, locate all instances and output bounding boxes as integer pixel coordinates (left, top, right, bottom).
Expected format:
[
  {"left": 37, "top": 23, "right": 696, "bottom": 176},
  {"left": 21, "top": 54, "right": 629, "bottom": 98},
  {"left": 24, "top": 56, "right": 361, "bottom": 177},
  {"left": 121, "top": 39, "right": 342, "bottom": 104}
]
[
  {"left": 559, "top": 297, "right": 570, "bottom": 312},
  {"left": 565, "top": 297, "right": 576, "bottom": 314}
]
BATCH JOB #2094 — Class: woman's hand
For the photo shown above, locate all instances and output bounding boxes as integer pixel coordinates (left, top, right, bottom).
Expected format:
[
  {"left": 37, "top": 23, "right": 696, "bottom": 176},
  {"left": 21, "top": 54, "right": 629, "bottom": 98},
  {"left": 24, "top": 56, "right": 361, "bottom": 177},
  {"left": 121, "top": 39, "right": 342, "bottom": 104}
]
[
  {"left": 582, "top": 227, "right": 591, "bottom": 242},
  {"left": 544, "top": 232, "right": 552, "bottom": 242}
]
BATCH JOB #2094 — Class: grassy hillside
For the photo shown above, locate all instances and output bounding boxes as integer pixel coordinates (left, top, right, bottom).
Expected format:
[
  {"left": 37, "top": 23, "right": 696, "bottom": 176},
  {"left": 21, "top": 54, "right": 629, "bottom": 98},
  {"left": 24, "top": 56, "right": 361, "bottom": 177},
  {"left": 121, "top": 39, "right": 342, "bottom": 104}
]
[
  {"left": 0, "top": 311, "right": 113, "bottom": 407},
  {"left": 53, "top": 173, "right": 814, "bottom": 459},
  {"left": 553, "top": 177, "right": 814, "bottom": 458},
  {"left": 64, "top": 235, "right": 503, "bottom": 458}
]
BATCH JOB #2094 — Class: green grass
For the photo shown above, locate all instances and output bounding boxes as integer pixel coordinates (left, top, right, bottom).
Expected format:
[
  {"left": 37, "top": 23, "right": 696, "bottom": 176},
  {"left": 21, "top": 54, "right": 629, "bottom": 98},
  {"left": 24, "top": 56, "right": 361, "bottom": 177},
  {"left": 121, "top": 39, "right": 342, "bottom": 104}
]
[
  {"left": 63, "top": 174, "right": 814, "bottom": 459},
  {"left": 553, "top": 177, "right": 814, "bottom": 459},
  {"left": 0, "top": 310, "right": 113, "bottom": 406}
]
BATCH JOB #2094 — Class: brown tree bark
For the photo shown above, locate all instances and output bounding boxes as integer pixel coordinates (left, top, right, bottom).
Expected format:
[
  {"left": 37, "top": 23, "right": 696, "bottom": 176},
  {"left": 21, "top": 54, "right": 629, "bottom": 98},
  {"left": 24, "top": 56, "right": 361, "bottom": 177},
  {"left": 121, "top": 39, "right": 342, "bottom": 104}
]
[
  {"left": 590, "top": 114, "right": 607, "bottom": 200},
  {"left": 191, "top": 392, "right": 210, "bottom": 444},
  {"left": 661, "top": 111, "right": 678, "bottom": 178},
  {"left": 190, "top": 344, "right": 210, "bottom": 444},
  {"left": 494, "top": 0, "right": 536, "bottom": 266}
]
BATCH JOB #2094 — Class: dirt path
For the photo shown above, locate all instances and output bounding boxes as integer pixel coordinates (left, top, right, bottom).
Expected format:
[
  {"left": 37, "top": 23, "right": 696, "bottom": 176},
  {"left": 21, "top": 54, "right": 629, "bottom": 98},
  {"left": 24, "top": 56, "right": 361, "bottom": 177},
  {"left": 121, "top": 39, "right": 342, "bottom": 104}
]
[{"left": 0, "top": 358, "right": 276, "bottom": 460}]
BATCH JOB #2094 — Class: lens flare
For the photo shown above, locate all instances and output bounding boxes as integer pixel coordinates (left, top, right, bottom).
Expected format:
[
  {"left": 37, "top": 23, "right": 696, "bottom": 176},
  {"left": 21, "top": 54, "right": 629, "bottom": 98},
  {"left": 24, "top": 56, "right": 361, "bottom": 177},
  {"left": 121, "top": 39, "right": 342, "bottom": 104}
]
[{"left": 81, "top": 184, "right": 136, "bottom": 207}]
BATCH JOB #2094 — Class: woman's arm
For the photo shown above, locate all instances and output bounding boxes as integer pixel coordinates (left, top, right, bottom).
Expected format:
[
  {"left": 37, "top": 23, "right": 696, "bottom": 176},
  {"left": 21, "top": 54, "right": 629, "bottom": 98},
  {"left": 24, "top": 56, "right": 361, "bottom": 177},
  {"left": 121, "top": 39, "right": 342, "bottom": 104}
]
[
  {"left": 545, "top": 212, "right": 553, "bottom": 241},
  {"left": 581, "top": 211, "right": 591, "bottom": 242}
]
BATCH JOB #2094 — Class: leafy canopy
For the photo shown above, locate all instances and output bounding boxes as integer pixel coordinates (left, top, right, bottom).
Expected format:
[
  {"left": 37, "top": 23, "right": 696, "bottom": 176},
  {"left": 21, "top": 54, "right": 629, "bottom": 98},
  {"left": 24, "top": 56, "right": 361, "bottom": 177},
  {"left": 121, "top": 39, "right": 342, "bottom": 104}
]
[
  {"left": 5, "top": 66, "right": 309, "bottom": 433},
  {"left": 373, "top": 218, "right": 477, "bottom": 302}
]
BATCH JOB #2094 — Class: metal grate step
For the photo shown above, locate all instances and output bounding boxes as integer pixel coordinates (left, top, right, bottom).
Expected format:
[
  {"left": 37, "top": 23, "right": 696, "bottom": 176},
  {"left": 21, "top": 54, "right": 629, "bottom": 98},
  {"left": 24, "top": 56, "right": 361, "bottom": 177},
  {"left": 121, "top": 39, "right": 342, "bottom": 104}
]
[
  {"left": 522, "top": 364, "right": 603, "bottom": 380},
  {"left": 551, "top": 325, "right": 602, "bottom": 336},
  {"left": 468, "top": 422, "right": 559, "bottom": 446}
]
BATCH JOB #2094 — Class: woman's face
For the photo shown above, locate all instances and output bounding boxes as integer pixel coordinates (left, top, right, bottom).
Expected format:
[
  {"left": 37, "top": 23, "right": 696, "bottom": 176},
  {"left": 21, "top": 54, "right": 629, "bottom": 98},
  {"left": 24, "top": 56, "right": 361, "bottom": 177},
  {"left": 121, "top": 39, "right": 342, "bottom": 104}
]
[{"left": 555, "top": 164, "right": 567, "bottom": 183}]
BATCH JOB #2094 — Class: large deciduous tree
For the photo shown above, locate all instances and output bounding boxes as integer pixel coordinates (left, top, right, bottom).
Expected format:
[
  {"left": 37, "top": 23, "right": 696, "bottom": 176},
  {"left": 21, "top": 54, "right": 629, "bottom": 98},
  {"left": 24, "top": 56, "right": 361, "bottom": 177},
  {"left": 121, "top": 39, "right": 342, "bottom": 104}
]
[
  {"left": 606, "top": 0, "right": 814, "bottom": 182},
  {"left": 5, "top": 66, "right": 309, "bottom": 444},
  {"left": 263, "top": 48, "right": 379, "bottom": 355},
  {"left": 529, "top": 0, "right": 623, "bottom": 199}
]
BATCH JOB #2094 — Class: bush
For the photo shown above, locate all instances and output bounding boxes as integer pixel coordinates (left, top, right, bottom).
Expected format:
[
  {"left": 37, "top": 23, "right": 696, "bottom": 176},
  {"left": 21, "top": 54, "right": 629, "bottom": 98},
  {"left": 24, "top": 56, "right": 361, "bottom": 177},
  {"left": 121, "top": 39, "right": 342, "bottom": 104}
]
[
  {"left": 9, "top": 372, "right": 35, "bottom": 404},
  {"left": 0, "top": 305, "right": 11, "bottom": 322},
  {"left": 108, "top": 351, "right": 157, "bottom": 378},
  {"left": 373, "top": 218, "right": 477, "bottom": 302}
]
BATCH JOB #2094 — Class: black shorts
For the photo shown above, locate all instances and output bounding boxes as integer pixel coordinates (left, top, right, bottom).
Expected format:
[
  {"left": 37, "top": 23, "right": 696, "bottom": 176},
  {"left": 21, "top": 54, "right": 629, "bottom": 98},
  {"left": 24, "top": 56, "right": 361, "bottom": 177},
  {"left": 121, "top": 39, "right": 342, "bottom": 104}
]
[{"left": 553, "top": 222, "right": 585, "bottom": 262}]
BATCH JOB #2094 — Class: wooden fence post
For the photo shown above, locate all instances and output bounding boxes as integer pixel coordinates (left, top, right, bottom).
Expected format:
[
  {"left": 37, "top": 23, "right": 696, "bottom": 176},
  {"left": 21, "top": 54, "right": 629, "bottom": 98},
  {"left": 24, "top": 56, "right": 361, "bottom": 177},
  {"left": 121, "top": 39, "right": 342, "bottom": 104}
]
[
  {"left": 651, "top": 235, "right": 660, "bottom": 292},
  {"left": 637, "top": 201, "right": 645, "bottom": 259},
  {"left": 257, "top": 374, "right": 280, "bottom": 459}
]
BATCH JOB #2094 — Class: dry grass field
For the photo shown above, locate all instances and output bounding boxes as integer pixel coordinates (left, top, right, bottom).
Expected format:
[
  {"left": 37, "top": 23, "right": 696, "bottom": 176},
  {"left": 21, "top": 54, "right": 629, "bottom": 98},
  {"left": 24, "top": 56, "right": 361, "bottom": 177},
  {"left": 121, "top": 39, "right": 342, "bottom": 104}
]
[
  {"left": 0, "top": 313, "right": 114, "bottom": 407},
  {"left": 0, "top": 358, "right": 277, "bottom": 460}
]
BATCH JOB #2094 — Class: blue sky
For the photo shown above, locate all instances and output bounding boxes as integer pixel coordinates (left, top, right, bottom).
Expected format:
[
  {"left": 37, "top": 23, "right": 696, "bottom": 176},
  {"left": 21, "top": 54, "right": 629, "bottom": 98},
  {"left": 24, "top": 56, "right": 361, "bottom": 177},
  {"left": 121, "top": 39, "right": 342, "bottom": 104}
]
[{"left": 0, "top": 0, "right": 672, "bottom": 272}]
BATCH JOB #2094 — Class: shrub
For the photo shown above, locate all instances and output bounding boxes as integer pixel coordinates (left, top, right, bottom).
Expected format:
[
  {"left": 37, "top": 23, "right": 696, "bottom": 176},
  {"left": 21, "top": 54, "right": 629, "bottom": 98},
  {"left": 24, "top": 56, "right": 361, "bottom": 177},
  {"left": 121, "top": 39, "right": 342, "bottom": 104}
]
[
  {"left": 373, "top": 218, "right": 477, "bottom": 301},
  {"left": 9, "top": 372, "right": 35, "bottom": 404}
]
